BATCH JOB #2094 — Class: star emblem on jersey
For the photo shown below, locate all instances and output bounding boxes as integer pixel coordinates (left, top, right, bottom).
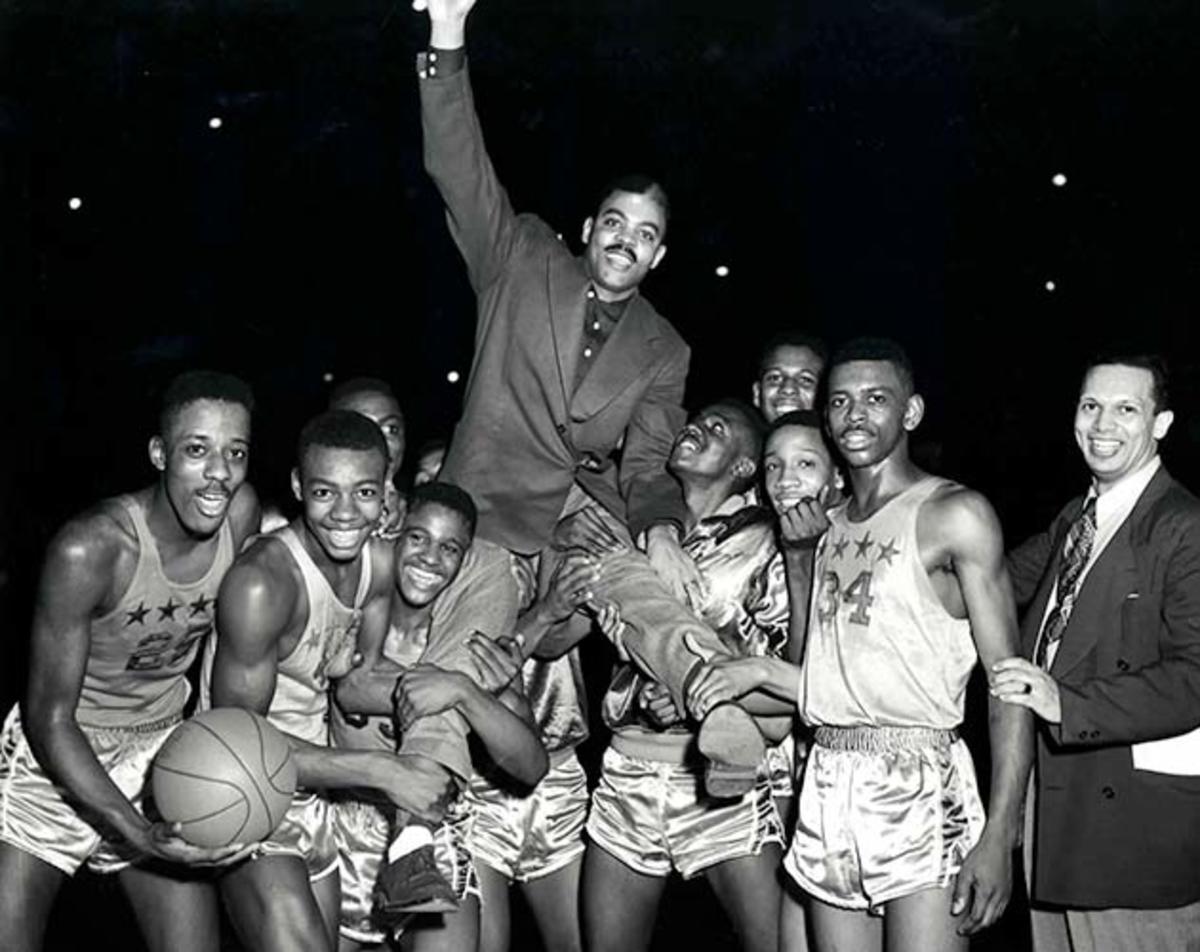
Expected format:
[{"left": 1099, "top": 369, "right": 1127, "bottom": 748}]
[
  {"left": 158, "top": 598, "right": 179, "bottom": 620},
  {"left": 832, "top": 536, "right": 850, "bottom": 559},
  {"left": 125, "top": 601, "right": 150, "bottom": 626},
  {"left": 854, "top": 532, "right": 875, "bottom": 559},
  {"left": 189, "top": 595, "right": 212, "bottom": 616},
  {"left": 875, "top": 538, "right": 900, "bottom": 566}
]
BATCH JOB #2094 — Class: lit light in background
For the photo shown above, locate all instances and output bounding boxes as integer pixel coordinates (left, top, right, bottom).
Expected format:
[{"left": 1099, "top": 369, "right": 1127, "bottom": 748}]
[
  {"left": 67, "top": 197, "right": 83, "bottom": 211},
  {"left": 209, "top": 117, "right": 223, "bottom": 130},
  {"left": 714, "top": 265, "right": 730, "bottom": 278},
  {"left": 1051, "top": 173, "right": 1067, "bottom": 187},
  {"left": 447, "top": 370, "right": 461, "bottom": 384},
  {"left": 322, "top": 372, "right": 334, "bottom": 383},
  {"left": 1045, "top": 280, "right": 1057, "bottom": 292}
]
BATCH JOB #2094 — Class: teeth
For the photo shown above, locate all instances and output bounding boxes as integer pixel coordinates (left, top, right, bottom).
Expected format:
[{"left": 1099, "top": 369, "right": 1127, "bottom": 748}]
[
  {"left": 329, "top": 530, "right": 360, "bottom": 548},
  {"left": 195, "top": 495, "right": 228, "bottom": 516},
  {"left": 406, "top": 566, "right": 442, "bottom": 587}
]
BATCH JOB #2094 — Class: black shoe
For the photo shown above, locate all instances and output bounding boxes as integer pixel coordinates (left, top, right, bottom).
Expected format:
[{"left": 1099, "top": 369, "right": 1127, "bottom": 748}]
[{"left": 373, "top": 842, "right": 459, "bottom": 927}]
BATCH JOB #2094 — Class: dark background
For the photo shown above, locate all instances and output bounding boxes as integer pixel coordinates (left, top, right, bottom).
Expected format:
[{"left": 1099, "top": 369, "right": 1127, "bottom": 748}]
[{"left": 2, "top": 0, "right": 1198, "bottom": 947}]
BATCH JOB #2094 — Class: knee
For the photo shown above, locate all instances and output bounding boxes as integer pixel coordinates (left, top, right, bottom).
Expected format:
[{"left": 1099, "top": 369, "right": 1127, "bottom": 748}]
[{"left": 253, "top": 890, "right": 332, "bottom": 952}]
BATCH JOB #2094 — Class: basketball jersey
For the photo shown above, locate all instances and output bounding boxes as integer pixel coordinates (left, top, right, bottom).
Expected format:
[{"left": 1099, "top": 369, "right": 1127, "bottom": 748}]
[
  {"left": 799, "top": 476, "right": 976, "bottom": 730},
  {"left": 267, "top": 527, "right": 372, "bottom": 747},
  {"left": 78, "top": 495, "right": 234, "bottom": 729}
]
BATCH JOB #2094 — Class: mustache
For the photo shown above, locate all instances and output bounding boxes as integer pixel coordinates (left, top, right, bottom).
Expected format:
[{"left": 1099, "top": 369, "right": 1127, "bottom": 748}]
[{"left": 604, "top": 242, "right": 636, "bottom": 261}]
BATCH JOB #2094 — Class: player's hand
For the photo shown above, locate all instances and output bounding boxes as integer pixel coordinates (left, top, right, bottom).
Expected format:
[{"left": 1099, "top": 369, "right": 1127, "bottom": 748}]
[
  {"left": 952, "top": 827, "right": 1013, "bottom": 934},
  {"left": 779, "top": 499, "right": 829, "bottom": 550},
  {"left": 644, "top": 524, "right": 707, "bottom": 608},
  {"left": 686, "top": 659, "right": 762, "bottom": 720},
  {"left": 383, "top": 754, "right": 457, "bottom": 823},
  {"left": 132, "top": 821, "right": 255, "bottom": 868},
  {"left": 393, "top": 665, "right": 469, "bottom": 731},
  {"left": 551, "top": 508, "right": 629, "bottom": 558},
  {"left": 467, "top": 631, "right": 523, "bottom": 693},
  {"left": 541, "top": 552, "right": 602, "bottom": 622},
  {"left": 990, "top": 657, "right": 1062, "bottom": 723},
  {"left": 638, "top": 680, "right": 683, "bottom": 729},
  {"left": 323, "top": 642, "right": 364, "bottom": 681}
]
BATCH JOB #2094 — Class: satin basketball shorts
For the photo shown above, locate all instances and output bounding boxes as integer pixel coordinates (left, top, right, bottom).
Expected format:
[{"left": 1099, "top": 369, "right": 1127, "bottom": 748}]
[
  {"left": 784, "top": 725, "right": 985, "bottom": 913},
  {"left": 0, "top": 706, "right": 178, "bottom": 875}
]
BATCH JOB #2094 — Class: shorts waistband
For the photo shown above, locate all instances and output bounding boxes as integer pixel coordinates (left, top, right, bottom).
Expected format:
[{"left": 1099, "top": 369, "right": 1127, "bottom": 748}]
[
  {"left": 77, "top": 713, "right": 183, "bottom": 735},
  {"left": 813, "top": 725, "right": 958, "bottom": 753}
]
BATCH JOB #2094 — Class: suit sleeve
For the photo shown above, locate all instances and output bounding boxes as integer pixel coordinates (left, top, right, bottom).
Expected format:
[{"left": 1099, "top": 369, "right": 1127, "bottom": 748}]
[
  {"left": 1006, "top": 505, "right": 1073, "bottom": 610},
  {"left": 1053, "top": 511, "right": 1200, "bottom": 747},
  {"left": 420, "top": 61, "right": 520, "bottom": 295},
  {"left": 621, "top": 341, "right": 690, "bottom": 539}
]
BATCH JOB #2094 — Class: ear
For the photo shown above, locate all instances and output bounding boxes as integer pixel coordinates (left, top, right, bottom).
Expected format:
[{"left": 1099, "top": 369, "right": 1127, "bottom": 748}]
[
  {"left": 751, "top": 381, "right": 762, "bottom": 410},
  {"left": 1153, "top": 409, "right": 1175, "bottom": 440},
  {"left": 581, "top": 217, "right": 594, "bottom": 245},
  {"left": 734, "top": 457, "right": 756, "bottom": 481},
  {"left": 902, "top": 394, "right": 925, "bottom": 432},
  {"left": 649, "top": 243, "right": 667, "bottom": 271},
  {"left": 148, "top": 436, "right": 167, "bottom": 472},
  {"left": 290, "top": 468, "right": 303, "bottom": 503}
]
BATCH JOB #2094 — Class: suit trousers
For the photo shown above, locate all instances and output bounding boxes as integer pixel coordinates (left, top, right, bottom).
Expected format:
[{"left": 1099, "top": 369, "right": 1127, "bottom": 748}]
[{"left": 397, "top": 487, "right": 742, "bottom": 780}]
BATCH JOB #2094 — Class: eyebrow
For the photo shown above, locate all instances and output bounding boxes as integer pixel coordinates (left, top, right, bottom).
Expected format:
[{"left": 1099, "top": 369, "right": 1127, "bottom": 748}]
[{"left": 600, "top": 208, "right": 660, "bottom": 234}]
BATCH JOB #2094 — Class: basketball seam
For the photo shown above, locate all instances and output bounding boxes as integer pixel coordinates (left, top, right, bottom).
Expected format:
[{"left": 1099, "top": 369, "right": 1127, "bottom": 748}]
[
  {"left": 193, "top": 713, "right": 275, "bottom": 832},
  {"left": 153, "top": 764, "right": 250, "bottom": 845}
]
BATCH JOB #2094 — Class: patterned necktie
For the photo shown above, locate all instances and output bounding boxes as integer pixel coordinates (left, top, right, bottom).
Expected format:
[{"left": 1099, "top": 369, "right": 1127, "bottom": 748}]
[{"left": 1035, "top": 495, "right": 1098, "bottom": 669}]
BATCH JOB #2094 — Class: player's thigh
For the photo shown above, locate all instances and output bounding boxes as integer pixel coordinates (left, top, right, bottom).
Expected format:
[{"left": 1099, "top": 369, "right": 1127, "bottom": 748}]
[
  {"left": 704, "top": 845, "right": 783, "bottom": 952},
  {"left": 474, "top": 862, "right": 512, "bottom": 952},
  {"left": 885, "top": 884, "right": 967, "bottom": 952},
  {"left": 808, "top": 894, "right": 882, "bottom": 952},
  {"left": 521, "top": 855, "right": 583, "bottom": 952},
  {"left": 219, "top": 854, "right": 332, "bottom": 952},
  {"left": 0, "top": 842, "right": 67, "bottom": 952},
  {"left": 582, "top": 845, "right": 666, "bottom": 952},
  {"left": 780, "top": 886, "right": 812, "bottom": 952},
  {"left": 404, "top": 895, "right": 480, "bottom": 952},
  {"left": 119, "top": 864, "right": 221, "bottom": 952}
]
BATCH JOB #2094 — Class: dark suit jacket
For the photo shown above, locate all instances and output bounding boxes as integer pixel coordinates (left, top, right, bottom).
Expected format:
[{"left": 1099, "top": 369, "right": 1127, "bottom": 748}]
[
  {"left": 1008, "top": 465, "right": 1200, "bottom": 908},
  {"left": 420, "top": 63, "right": 689, "bottom": 556}
]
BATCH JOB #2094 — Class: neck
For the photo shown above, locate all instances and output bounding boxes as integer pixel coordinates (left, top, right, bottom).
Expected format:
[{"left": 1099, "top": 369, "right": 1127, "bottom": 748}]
[
  {"left": 390, "top": 596, "right": 433, "bottom": 635},
  {"left": 590, "top": 281, "right": 636, "bottom": 305},
  {"left": 846, "top": 454, "right": 925, "bottom": 517},
  {"left": 682, "top": 477, "right": 739, "bottom": 525},
  {"left": 145, "top": 483, "right": 208, "bottom": 553}
]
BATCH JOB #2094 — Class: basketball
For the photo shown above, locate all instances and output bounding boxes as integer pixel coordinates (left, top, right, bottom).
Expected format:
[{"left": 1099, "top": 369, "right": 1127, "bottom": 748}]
[{"left": 151, "top": 707, "right": 297, "bottom": 848}]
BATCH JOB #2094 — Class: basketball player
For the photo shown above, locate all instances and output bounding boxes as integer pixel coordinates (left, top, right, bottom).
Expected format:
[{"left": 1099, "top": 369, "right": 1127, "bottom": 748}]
[
  {"left": 689, "top": 339, "right": 1032, "bottom": 952},
  {"left": 752, "top": 332, "right": 828, "bottom": 424},
  {"left": 329, "top": 378, "right": 407, "bottom": 540},
  {"left": 557, "top": 401, "right": 793, "bottom": 952},
  {"left": 0, "top": 371, "right": 260, "bottom": 952},
  {"left": 331, "top": 482, "right": 548, "bottom": 952},
  {"left": 208, "top": 411, "right": 455, "bottom": 952}
]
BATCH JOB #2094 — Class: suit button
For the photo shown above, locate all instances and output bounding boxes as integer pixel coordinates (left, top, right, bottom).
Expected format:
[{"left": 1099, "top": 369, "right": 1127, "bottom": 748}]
[
  {"left": 1117, "top": 659, "right": 1130, "bottom": 672},
  {"left": 1078, "top": 731, "right": 1089, "bottom": 740},
  {"left": 1102, "top": 786, "right": 1116, "bottom": 799}
]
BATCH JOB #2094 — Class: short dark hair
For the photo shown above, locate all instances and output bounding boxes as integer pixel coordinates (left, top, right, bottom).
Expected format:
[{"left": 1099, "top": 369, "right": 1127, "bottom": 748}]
[
  {"left": 767, "top": 409, "right": 835, "bottom": 458},
  {"left": 1084, "top": 352, "right": 1170, "bottom": 413},
  {"left": 407, "top": 481, "right": 477, "bottom": 539},
  {"left": 757, "top": 332, "right": 829, "bottom": 377},
  {"left": 705, "top": 399, "right": 767, "bottom": 494},
  {"left": 296, "top": 410, "right": 388, "bottom": 469},
  {"left": 329, "top": 377, "right": 402, "bottom": 414},
  {"left": 595, "top": 174, "right": 671, "bottom": 234},
  {"left": 160, "top": 371, "right": 254, "bottom": 435},
  {"left": 828, "top": 337, "right": 915, "bottom": 395}
]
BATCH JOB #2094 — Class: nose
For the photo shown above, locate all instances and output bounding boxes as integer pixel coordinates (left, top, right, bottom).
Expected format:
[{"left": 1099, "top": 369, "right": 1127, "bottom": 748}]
[
  {"left": 1093, "top": 405, "right": 1117, "bottom": 432},
  {"left": 845, "top": 399, "right": 866, "bottom": 423},
  {"left": 331, "top": 493, "right": 357, "bottom": 522},
  {"left": 777, "top": 376, "right": 798, "bottom": 396},
  {"left": 204, "top": 452, "right": 230, "bottom": 482}
]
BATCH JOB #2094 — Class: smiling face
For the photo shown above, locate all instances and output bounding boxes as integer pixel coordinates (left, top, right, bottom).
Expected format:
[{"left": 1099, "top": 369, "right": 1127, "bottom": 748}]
[
  {"left": 1074, "top": 364, "right": 1173, "bottom": 488},
  {"left": 291, "top": 445, "right": 386, "bottom": 563},
  {"left": 825, "top": 360, "right": 923, "bottom": 470},
  {"left": 763, "top": 423, "right": 837, "bottom": 513},
  {"left": 332, "top": 390, "right": 405, "bottom": 478},
  {"left": 581, "top": 189, "right": 668, "bottom": 302},
  {"left": 669, "top": 404, "right": 757, "bottom": 487},
  {"left": 754, "top": 344, "right": 825, "bottom": 422},
  {"left": 394, "top": 502, "right": 472, "bottom": 608},
  {"left": 150, "top": 398, "right": 251, "bottom": 538}
]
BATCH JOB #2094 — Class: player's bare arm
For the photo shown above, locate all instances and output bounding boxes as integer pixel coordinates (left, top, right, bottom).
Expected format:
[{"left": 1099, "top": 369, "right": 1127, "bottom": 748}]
[
  {"left": 226, "top": 481, "right": 263, "bottom": 551},
  {"left": 332, "top": 541, "right": 403, "bottom": 716},
  {"left": 920, "top": 486, "right": 1033, "bottom": 935},
  {"left": 25, "top": 511, "right": 244, "bottom": 866}
]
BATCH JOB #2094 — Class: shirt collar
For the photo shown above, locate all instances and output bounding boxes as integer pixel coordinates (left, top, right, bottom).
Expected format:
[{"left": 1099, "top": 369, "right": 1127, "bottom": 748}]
[{"left": 1091, "top": 454, "right": 1161, "bottom": 523}]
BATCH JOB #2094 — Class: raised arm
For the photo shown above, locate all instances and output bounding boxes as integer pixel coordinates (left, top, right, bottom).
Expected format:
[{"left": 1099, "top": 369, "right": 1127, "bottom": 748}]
[
  {"left": 933, "top": 489, "right": 1032, "bottom": 935},
  {"left": 24, "top": 514, "right": 242, "bottom": 865},
  {"left": 418, "top": 0, "right": 526, "bottom": 295}
]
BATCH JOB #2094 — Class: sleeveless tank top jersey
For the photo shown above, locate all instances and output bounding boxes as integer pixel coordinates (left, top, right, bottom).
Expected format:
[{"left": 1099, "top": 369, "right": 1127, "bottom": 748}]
[
  {"left": 77, "top": 495, "right": 234, "bottom": 729},
  {"left": 266, "top": 527, "right": 372, "bottom": 747},
  {"left": 799, "top": 476, "right": 976, "bottom": 730}
]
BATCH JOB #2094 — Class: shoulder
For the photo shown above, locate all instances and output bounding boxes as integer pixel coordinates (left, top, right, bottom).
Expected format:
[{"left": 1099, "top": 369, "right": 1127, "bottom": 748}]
[
  {"left": 920, "top": 481, "right": 1004, "bottom": 550},
  {"left": 219, "top": 534, "right": 300, "bottom": 619},
  {"left": 45, "top": 497, "right": 138, "bottom": 578}
]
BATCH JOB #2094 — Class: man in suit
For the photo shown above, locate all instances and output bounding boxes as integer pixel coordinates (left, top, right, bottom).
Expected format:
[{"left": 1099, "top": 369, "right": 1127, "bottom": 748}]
[
  {"left": 382, "top": 0, "right": 772, "bottom": 914},
  {"left": 994, "top": 353, "right": 1200, "bottom": 951}
]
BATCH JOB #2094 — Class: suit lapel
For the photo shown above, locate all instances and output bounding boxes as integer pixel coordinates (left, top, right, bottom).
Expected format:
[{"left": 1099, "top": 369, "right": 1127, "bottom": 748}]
[
  {"left": 547, "top": 254, "right": 588, "bottom": 420},
  {"left": 570, "top": 295, "right": 661, "bottom": 421}
]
